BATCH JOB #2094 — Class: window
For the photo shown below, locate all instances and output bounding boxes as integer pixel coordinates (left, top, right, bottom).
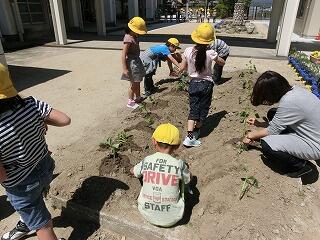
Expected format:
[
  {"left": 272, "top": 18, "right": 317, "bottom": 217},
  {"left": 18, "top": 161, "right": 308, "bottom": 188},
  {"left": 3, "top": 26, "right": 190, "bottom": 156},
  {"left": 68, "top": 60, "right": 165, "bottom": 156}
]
[
  {"left": 297, "top": 0, "right": 307, "bottom": 18},
  {"left": 17, "top": 0, "right": 45, "bottom": 24}
]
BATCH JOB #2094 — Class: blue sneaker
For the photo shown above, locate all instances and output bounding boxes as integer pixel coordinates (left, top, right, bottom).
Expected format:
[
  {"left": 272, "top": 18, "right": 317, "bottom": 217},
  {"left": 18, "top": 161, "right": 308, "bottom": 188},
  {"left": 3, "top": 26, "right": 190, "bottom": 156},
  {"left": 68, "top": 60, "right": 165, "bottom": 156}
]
[{"left": 183, "top": 136, "right": 201, "bottom": 147}]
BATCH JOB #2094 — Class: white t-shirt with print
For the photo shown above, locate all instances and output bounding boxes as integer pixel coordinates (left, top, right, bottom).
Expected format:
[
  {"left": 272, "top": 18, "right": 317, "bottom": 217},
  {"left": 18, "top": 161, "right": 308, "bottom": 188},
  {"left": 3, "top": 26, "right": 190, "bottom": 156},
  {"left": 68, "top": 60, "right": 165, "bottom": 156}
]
[
  {"left": 133, "top": 152, "right": 191, "bottom": 227},
  {"left": 183, "top": 46, "right": 218, "bottom": 82}
]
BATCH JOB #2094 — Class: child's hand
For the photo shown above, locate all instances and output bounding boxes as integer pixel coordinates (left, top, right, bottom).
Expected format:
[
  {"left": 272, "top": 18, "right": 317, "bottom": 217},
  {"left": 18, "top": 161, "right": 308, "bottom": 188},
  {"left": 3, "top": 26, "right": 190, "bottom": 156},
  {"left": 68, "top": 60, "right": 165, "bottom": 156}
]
[{"left": 123, "top": 69, "right": 129, "bottom": 78}]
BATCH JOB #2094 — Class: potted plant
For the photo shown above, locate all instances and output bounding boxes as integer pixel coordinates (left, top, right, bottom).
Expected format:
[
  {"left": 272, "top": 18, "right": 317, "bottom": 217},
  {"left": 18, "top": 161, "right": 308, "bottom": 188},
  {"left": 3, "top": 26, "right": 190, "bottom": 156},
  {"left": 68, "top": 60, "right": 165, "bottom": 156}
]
[{"left": 310, "top": 51, "right": 320, "bottom": 65}]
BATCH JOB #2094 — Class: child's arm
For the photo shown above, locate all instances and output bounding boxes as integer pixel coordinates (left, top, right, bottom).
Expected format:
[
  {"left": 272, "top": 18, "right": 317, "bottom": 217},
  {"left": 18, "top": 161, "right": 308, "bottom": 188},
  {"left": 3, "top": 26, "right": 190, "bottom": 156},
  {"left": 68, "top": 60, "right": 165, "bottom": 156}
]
[
  {"left": 166, "top": 55, "right": 181, "bottom": 70},
  {"left": 131, "top": 160, "right": 144, "bottom": 178},
  {"left": 122, "top": 43, "right": 130, "bottom": 77},
  {"left": 0, "top": 162, "right": 7, "bottom": 183},
  {"left": 179, "top": 55, "right": 187, "bottom": 73},
  {"left": 45, "top": 109, "right": 71, "bottom": 127},
  {"left": 215, "top": 56, "right": 225, "bottom": 66}
]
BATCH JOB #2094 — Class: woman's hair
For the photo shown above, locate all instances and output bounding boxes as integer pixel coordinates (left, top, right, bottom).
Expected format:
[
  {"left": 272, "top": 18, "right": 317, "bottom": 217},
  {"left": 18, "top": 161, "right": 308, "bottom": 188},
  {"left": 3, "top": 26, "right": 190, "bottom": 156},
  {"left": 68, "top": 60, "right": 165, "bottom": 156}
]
[
  {"left": 0, "top": 95, "right": 26, "bottom": 115},
  {"left": 251, "top": 71, "right": 292, "bottom": 106},
  {"left": 125, "top": 26, "right": 131, "bottom": 34},
  {"left": 194, "top": 44, "right": 208, "bottom": 73}
]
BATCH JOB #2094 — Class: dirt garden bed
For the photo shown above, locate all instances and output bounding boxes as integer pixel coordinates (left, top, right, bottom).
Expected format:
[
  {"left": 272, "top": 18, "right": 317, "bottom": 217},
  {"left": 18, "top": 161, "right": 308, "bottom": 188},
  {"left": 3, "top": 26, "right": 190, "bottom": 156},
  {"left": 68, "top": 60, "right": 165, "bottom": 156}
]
[{"left": 49, "top": 61, "right": 320, "bottom": 239}]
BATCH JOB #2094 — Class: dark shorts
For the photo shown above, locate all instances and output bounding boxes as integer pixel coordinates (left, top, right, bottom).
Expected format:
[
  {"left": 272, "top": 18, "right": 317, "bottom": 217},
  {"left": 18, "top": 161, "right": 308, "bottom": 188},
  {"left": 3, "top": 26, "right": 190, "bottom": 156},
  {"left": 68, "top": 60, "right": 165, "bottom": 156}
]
[
  {"left": 188, "top": 79, "right": 214, "bottom": 121},
  {"left": 5, "top": 155, "right": 55, "bottom": 231}
]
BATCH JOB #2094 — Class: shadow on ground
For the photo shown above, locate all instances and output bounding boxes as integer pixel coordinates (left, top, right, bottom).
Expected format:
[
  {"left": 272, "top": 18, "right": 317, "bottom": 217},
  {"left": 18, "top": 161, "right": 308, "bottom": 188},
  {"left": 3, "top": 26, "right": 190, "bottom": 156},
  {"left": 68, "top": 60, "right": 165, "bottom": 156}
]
[
  {"left": 200, "top": 110, "right": 228, "bottom": 138},
  {"left": 8, "top": 65, "right": 71, "bottom": 92},
  {"left": 53, "top": 176, "right": 129, "bottom": 240},
  {"left": 176, "top": 176, "right": 200, "bottom": 226},
  {"left": 0, "top": 195, "right": 15, "bottom": 221},
  {"left": 261, "top": 155, "right": 319, "bottom": 184}
]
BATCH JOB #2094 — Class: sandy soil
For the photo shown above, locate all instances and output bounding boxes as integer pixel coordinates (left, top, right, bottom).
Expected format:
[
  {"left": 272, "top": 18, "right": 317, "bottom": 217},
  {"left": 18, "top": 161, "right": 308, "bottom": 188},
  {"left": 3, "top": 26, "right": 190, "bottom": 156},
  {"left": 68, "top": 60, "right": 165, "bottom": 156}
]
[
  {"left": 1, "top": 44, "right": 319, "bottom": 239},
  {"left": 50, "top": 66, "right": 320, "bottom": 239}
]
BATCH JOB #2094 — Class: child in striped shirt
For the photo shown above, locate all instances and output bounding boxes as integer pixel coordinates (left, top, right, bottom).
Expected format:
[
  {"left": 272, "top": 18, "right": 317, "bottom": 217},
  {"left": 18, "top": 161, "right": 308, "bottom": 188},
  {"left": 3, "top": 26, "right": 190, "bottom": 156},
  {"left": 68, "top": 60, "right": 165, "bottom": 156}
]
[
  {"left": 0, "top": 64, "right": 70, "bottom": 240},
  {"left": 210, "top": 39, "right": 230, "bottom": 84}
]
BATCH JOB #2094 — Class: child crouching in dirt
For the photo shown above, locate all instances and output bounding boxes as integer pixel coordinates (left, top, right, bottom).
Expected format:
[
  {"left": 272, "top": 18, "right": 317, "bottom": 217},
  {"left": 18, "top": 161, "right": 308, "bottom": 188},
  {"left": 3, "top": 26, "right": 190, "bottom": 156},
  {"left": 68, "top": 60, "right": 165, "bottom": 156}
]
[
  {"left": 140, "top": 38, "right": 182, "bottom": 97},
  {"left": 210, "top": 38, "right": 230, "bottom": 84},
  {"left": 131, "top": 123, "right": 191, "bottom": 227},
  {"left": 180, "top": 23, "right": 225, "bottom": 147}
]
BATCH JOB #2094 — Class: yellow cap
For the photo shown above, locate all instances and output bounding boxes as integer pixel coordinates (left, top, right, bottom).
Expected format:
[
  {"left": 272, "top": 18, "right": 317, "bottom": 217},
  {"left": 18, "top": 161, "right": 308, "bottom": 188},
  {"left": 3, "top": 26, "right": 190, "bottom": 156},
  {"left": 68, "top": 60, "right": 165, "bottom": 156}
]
[
  {"left": 0, "top": 64, "right": 18, "bottom": 100},
  {"left": 167, "top": 38, "right": 181, "bottom": 49},
  {"left": 191, "top": 23, "right": 216, "bottom": 45},
  {"left": 152, "top": 123, "right": 181, "bottom": 145},
  {"left": 128, "top": 17, "right": 147, "bottom": 35}
]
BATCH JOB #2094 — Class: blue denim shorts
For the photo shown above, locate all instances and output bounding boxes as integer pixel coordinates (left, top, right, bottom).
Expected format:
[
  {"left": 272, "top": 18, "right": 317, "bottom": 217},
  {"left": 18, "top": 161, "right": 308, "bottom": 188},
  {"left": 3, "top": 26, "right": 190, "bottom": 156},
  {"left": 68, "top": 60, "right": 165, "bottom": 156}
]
[
  {"left": 188, "top": 79, "right": 214, "bottom": 121},
  {"left": 5, "top": 154, "right": 55, "bottom": 231}
]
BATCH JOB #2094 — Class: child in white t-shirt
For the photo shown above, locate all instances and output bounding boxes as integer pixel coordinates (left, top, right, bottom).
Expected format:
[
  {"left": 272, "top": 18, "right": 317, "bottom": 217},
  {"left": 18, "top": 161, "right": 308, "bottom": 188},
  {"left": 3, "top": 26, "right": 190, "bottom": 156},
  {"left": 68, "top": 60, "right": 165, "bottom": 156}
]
[
  {"left": 180, "top": 23, "right": 225, "bottom": 147},
  {"left": 131, "top": 123, "right": 191, "bottom": 227}
]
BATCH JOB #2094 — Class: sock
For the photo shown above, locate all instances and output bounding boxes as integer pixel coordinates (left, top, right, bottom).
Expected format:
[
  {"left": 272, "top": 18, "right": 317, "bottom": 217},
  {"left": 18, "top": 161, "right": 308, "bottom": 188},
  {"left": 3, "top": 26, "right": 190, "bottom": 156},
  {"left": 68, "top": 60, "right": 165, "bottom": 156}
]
[{"left": 187, "top": 131, "right": 194, "bottom": 140}]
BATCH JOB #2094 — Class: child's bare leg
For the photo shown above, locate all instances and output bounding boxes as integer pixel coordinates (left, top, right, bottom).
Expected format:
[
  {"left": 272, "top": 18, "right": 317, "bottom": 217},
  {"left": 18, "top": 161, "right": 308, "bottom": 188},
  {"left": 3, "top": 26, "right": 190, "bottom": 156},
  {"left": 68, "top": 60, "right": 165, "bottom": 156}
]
[
  {"left": 128, "top": 82, "right": 134, "bottom": 100},
  {"left": 36, "top": 220, "right": 58, "bottom": 240},
  {"left": 132, "top": 82, "right": 141, "bottom": 99},
  {"left": 187, "top": 120, "right": 196, "bottom": 132}
]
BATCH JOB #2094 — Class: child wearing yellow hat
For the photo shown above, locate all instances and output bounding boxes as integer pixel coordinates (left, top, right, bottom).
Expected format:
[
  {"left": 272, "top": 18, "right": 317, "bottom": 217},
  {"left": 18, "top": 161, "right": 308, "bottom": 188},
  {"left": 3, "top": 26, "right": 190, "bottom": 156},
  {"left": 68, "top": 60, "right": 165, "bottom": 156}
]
[
  {"left": 0, "top": 64, "right": 70, "bottom": 240},
  {"left": 180, "top": 23, "right": 226, "bottom": 147},
  {"left": 131, "top": 123, "right": 191, "bottom": 227},
  {"left": 140, "top": 38, "right": 182, "bottom": 97},
  {"left": 121, "top": 17, "right": 147, "bottom": 109}
]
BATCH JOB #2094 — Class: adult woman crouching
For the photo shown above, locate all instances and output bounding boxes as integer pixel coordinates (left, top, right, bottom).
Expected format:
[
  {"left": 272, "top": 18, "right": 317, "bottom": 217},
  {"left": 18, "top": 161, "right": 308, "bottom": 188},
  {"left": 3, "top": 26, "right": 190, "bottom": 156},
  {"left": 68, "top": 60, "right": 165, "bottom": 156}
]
[{"left": 243, "top": 71, "right": 320, "bottom": 177}]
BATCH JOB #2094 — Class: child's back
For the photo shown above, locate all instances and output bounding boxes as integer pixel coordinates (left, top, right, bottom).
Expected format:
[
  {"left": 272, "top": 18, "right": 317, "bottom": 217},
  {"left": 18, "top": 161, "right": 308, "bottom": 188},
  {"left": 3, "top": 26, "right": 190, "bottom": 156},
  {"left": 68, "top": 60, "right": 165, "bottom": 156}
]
[
  {"left": 133, "top": 152, "right": 190, "bottom": 227},
  {"left": 132, "top": 123, "right": 191, "bottom": 227}
]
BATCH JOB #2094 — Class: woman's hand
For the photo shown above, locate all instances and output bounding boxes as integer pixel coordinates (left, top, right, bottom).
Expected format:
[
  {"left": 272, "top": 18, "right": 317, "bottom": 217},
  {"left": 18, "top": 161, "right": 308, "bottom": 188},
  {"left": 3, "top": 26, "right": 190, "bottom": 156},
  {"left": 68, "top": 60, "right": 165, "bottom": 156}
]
[
  {"left": 243, "top": 135, "right": 252, "bottom": 145},
  {"left": 247, "top": 117, "right": 257, "bottom": 126}
]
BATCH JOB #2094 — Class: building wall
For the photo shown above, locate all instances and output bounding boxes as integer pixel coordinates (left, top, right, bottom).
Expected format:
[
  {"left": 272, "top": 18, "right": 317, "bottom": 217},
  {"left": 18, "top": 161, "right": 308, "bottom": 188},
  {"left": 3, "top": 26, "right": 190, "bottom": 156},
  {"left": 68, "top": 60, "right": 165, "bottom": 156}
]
[
  {"left": 105, "top": 0, "right": 116, "bottom": 25},
  {"left": 294, "top": 0, "right": 320, "bottom": 37},
  {"left": 303, "top": 0, "right": 320, "bottom": 37},
  {"left": 0, "top": 0, "right": 18, "bottom": 36}
]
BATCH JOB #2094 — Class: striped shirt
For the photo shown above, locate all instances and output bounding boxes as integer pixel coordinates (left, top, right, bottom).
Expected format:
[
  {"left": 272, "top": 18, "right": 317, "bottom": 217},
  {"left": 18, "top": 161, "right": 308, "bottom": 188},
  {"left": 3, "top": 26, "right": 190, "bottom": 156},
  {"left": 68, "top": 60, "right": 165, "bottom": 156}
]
[
  {"left": 0, "top": 97, "right": 52, "bottom": 188},
  {"left": 210, "top": 39, "right": 230, "bottom": 57}
]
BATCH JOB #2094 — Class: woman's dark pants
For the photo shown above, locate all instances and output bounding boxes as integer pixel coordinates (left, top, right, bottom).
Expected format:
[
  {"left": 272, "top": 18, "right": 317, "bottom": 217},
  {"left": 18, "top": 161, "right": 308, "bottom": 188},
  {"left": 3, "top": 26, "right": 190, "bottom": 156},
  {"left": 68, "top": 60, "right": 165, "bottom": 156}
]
[{"left": 261, "top": 108, "right": 306, "bottom": 172}]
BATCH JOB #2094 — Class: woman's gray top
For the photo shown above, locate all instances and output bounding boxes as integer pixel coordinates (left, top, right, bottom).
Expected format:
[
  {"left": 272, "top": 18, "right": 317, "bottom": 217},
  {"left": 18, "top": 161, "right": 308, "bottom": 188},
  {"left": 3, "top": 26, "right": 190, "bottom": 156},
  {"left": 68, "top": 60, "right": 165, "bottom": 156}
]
[{"left": 263, "top": 86, "right": 320, "bottom": 160}]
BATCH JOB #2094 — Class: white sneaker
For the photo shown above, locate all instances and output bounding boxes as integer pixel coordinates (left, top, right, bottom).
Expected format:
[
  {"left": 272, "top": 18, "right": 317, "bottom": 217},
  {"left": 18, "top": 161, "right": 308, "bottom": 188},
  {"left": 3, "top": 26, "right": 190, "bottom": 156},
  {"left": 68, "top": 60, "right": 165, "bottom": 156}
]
[
  {"left": 1, "top": 221, "right": 35, "bottom": 240},
  {"left": 126, "top": 99, "right": 139, "bottom": 109},
  {"left": 183, "top": 136, "right": 201, "bottom": 147}
]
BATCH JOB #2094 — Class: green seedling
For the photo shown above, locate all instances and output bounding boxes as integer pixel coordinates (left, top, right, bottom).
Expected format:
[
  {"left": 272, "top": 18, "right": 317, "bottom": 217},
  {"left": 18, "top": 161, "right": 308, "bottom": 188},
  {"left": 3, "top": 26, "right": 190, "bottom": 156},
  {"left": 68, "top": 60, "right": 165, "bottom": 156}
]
[
  {"left": 238, "top": 109, "right": 250, "bottom": 123},
  {"left": 176, "top": 72, "right": 189, "bottom": 91},
  {"left": 176, "top": 79, "right": 188, "bottom": 91},
  {"left": 139, "top": 103, "right": 149, "bottom": 115},
  {"left": 239, "top": 176, "right": 259, "bottom": 200},
  {"left": 237, "top": 142, "right": 248, "bottom": 154},
  {"left": 117, "top": 130, "right": 129, "bottom": 144},
  {"left": 149, "top": 96, "right": 156, "bottom": 106},
  {"left": 246, "top": 60, "right": 257, "bottom": 74},
  {"left": 100, "top": 137, "right": 120, "bottom": 159},
  {"left": 145, "top": 116, "right": 155, "bottom": 126}
]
